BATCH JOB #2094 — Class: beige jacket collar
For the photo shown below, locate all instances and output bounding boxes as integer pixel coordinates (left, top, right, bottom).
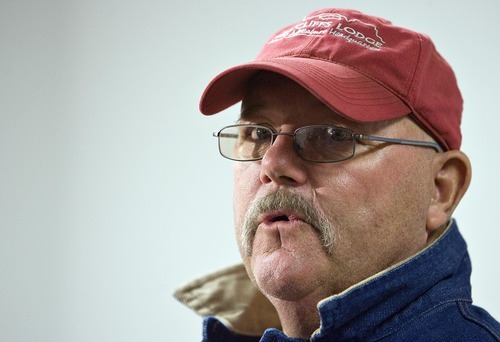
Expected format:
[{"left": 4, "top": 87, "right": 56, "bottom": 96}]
[{"left": 174, "top": 264, "right": 280, "bottom": 336}]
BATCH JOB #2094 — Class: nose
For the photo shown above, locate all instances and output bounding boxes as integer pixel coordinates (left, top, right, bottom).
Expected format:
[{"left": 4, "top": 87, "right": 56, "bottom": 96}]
[{"left": 259, "top": 133, "right": 308, "bottom": 186}]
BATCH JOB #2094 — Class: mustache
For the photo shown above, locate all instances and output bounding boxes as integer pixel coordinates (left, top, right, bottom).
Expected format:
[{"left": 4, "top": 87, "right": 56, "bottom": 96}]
[{"left": 240, "top": 190, "right": 334, "bottom": 256}]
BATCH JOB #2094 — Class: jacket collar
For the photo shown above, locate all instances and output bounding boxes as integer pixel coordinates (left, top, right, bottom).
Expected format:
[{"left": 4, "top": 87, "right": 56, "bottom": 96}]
[
  {"left": 174, "top": 264, "right": 281, "bottom": 336},
  {"left": 314, "top": 220, "right": 471, "bottom": 339}
]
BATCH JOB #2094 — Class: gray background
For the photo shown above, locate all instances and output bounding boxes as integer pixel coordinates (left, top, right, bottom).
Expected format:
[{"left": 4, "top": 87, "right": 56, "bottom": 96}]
[{"left": 1, "top": 0, "right": 499, "bottom": 341}]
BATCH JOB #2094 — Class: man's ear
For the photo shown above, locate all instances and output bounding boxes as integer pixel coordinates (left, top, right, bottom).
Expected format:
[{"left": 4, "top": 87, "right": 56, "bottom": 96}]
[{"left": 426, "top": 150, "right": 472, "bottom": 232}]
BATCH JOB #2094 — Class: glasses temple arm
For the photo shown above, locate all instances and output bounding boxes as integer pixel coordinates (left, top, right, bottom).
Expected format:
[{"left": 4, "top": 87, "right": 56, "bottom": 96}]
[
  {"left": 213, "top": 132, "right": 239, "bottom": 138},
  {"left": 355, "top": 134, "right": 444, "bottom": 153}
]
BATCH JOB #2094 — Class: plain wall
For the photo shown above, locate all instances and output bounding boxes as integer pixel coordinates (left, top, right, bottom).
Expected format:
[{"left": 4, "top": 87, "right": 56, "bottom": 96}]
[{"left": 1, "top": 0, "right": 499, "bottom": 341}]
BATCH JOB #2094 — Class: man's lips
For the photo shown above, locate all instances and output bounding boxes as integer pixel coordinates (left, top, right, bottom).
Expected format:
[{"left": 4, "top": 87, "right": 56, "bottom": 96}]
[{"left": 258, "top": 210, "right": 308, "bottom": 226}]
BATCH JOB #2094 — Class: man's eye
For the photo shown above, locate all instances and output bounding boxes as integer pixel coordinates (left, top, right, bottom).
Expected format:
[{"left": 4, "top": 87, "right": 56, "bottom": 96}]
[
  {"left": 328, "top": 128, "right": 349, "bottom": 141},
  {"left": 249, "top": 127, "right": 272, "bottom": 141}
]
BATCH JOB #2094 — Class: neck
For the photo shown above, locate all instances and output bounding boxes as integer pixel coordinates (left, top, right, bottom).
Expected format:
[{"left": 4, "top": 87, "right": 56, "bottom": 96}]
[{"left": 269, "top": 294, "right": 322, "bottom": 339}]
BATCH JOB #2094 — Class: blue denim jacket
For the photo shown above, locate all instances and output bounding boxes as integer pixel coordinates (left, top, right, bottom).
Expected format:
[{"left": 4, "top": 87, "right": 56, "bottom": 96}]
[{"left": 176, "top": 221, "right": 500, "bottom": 341}]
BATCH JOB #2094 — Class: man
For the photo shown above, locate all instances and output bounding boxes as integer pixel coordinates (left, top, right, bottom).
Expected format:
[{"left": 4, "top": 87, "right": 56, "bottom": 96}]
[{"left": 175, "top": 8, "right": 500, "bottom": 341}]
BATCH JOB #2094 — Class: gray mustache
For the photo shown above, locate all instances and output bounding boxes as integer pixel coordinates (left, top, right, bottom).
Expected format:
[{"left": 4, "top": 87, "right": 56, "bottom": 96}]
[{"left": 240, "top": 190, "right": 334, "bottom": 256}]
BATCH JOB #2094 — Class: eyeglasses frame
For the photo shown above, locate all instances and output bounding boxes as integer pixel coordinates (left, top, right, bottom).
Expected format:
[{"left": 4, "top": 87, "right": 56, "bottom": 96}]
[{"left": 213, "top": 124, "right": 443, "bottom": 163}]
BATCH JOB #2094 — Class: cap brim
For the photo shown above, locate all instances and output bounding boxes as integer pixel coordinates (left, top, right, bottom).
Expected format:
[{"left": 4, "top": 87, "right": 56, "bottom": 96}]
[{"left": 200, "top": 57, "right": 410, "bottom": 122}]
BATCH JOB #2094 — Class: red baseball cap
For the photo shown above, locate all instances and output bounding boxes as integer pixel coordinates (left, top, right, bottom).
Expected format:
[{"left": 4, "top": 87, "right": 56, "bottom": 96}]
[{"left": 199, "top": 8, "right": 463, "bottom": 150}]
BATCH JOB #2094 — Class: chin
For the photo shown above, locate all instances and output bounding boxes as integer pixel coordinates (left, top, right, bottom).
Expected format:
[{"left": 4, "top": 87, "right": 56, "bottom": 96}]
[{"left": 250, "top": 249, "right": 326, "bottom": 301}]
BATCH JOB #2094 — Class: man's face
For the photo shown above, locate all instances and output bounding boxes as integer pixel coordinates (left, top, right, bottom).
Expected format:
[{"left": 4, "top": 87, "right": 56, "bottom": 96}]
[{"left": 232, "top": 73, "right": 438, "bottom": 303}]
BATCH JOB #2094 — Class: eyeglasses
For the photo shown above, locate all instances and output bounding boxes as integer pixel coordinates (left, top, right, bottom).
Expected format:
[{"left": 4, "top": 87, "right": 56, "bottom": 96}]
[{"left": 213, "top": 124, "right": 443, "bottom": 163}]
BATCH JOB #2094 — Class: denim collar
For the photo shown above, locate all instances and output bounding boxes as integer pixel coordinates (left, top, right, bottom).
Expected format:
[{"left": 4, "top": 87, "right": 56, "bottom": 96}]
[{"left": 312, "top": 219, "right": 471, "bottom": 340}]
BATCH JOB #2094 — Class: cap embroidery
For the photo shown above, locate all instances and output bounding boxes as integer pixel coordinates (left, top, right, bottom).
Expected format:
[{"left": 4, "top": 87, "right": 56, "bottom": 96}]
[{"left": 269, "top": 12, "right": 385, "bottom": 51}]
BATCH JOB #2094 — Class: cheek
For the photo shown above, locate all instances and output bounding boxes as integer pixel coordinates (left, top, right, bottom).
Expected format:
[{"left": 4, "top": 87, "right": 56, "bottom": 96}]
[
  {"left": 317, "top": 153, "right": 426, "bottom": 211},
  {"left": 314, "top": 153, "right": 432, "bottom": 251},
  {"left": 232, "top": 163, "right": 260, "bottom": 237},
  {"left": 312, "top": 164, "right": 375, "bottom": 220}
]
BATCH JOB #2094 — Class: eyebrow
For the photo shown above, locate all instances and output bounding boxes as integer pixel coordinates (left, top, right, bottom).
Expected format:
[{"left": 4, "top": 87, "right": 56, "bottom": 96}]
[{"left": 239, "top": 104, "right": 266, "bottom": 121}]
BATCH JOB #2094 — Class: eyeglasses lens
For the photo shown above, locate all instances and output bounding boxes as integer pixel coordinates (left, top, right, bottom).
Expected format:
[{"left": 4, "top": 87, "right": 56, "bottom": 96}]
[
  {"left": 218, "top": 125, "right": 273, "bottom": 161},
  {"left": 218, "top": 125, "right": 355, "bottom": 162},
  {"left": 295, "top": 126, "right": 354, "bottom": 162}
]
